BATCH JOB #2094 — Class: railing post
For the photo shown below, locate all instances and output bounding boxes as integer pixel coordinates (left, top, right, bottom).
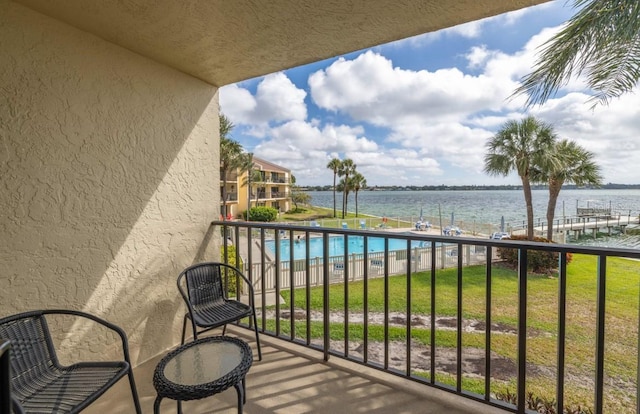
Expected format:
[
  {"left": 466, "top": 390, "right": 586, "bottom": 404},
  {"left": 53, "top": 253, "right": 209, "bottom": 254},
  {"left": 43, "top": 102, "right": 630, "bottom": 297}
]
[
  {"left": 260, "top": 229, "right": 267, "bottom": 332},
  {"left": 274, "top": 231, "right": 281, "bottom": 336},
  {"left": 556, "top": 251, "right": 568, "bottom": 413},
  {"left": 517, "top": 248, "right": 528, "bottom": 413},
  {"left": 484, "top": 246, "right": 493, "bottom": 401},
  {"left": 595, "top": 255, "right": 606, "bottom": 414},
  {"left": 456, "top": 242, "right": 463, "bottom": 392},
  {"left": 323, "top": 233, "right": 330, "bottom": 362},
  {"left": 430, "top": 241, "right": 437, "bottom": 384}
]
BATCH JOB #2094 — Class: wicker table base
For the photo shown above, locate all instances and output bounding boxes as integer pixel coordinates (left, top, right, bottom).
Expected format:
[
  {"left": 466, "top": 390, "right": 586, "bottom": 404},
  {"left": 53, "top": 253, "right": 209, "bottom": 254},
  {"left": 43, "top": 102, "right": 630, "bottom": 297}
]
[{"left": 153, "top": 336, "right": 253, "bottom": 414}]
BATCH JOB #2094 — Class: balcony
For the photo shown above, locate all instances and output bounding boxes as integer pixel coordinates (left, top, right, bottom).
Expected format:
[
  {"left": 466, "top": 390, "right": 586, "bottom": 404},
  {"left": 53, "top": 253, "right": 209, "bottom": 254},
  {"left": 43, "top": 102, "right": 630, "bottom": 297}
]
[
  {"left": 222, "top": 192, "right": 239, "bottom": 202},
  {"left": 222, "top": 172, "right": 240, "bottom": 182},
  {"left": 212, "top": 221, "right": 640, "bottom": 414},
  {"left": 45, "top": 219, "right": 640, "bottom": 414},
  {"left": 270, "top": 191, "right": 289, "bottom": 199}
]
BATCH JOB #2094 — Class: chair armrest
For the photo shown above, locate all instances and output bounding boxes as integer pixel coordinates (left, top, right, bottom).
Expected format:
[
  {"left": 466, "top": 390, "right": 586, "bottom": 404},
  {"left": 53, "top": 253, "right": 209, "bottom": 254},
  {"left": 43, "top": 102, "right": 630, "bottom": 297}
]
[
  {"left": 218, "top": 263, "right": 256, "bottom": 305},
  {"left": 40, "top": 309, "right": 133, "bottom": 365}
]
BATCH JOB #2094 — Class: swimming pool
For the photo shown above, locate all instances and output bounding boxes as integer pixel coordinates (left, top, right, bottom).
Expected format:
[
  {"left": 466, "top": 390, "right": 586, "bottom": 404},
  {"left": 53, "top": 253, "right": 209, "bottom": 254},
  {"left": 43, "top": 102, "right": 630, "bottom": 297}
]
[{"left": 264, "top": 235, "right": 429, "bottom": 260}]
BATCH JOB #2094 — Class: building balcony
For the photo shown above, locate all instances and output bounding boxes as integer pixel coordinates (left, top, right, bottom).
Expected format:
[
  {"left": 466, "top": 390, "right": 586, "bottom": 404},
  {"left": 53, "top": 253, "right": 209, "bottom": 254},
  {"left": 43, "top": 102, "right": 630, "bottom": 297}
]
[
  {"left": 266, "top": 177, "right": 288, "bottom": 184},
  {"left": 221, "top": 173, "right": 240, "bottom": 182},
  {"left": 269, "top": 191, "right": 289, "bottom": 199},
  {"left": 221, "top": 192, "right": 238, "bottom": 202}
]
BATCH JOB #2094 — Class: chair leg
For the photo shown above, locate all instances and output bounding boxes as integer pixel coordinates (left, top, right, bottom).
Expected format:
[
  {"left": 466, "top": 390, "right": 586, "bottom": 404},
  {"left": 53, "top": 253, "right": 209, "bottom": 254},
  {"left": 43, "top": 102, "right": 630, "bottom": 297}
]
[
  {"left": 222, "top": 324, "right": 227, "bottom": 335},
  {"left": 181, "top": 314, "right": 188, "bottom": 345},
  {"left": 127, "top": 369, "right": 143, "bottom": 414}
]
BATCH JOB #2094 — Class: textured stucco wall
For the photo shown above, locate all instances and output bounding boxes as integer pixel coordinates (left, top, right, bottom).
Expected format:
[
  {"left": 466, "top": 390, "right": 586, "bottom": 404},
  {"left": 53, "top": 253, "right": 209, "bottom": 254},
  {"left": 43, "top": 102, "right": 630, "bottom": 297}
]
[
  {"left": 0, "top": 1, "right": 220, "bottom": 364},
  {"left": 14, "top": 0, "right": 551, "bottom": 86}
]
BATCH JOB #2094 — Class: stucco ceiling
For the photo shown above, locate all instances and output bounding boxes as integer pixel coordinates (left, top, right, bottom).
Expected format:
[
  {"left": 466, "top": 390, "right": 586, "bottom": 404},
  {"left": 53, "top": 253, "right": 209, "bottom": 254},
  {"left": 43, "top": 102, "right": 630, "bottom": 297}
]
[{"left": 15, "top": 0, "right": 550, "bottom": 87}]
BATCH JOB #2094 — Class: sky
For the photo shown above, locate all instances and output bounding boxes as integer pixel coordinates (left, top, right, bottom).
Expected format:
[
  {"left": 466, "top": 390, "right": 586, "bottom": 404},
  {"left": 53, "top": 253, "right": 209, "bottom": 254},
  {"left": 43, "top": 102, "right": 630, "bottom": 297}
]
[{"left": 220, "top": 1, "right": 640, "bottom": 187}]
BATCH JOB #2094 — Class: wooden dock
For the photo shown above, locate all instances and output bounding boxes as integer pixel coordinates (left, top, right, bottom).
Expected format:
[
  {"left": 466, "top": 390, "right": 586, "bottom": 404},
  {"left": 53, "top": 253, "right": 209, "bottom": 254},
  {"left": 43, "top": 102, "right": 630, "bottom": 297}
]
[{"left": 511, "top": 214, "right": 640, "bottom": 240}]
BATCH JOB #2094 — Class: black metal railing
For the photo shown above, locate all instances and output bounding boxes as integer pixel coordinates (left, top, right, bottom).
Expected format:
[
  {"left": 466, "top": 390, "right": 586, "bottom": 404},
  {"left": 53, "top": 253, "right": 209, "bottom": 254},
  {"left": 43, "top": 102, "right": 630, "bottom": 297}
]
[{"left": 215, "top": 220, "right": 640, "bottom": 414}]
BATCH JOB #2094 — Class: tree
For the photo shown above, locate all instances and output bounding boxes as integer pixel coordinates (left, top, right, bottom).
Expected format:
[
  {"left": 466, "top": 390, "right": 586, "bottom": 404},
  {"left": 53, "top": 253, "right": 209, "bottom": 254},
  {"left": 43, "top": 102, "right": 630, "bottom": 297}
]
[
  {"left": 241, "top": 153, "right": 263, "bottom": 207},
  {"left": 514, "top": 0, "right": 640, "bottom": 107},
  {"left": 338, "top": 159, "right": 356, "bottom": 219},
  {"left": 532, "top": 139, "right": 602, "bottom": 240},
  {"left": 484, "top": 116, "right": 557, "bottom": 240},
  {"left": 351, "top": 172, "right": 367, "bottom": 217},
  {"left": 327, "top": 158, "right": 342, "bottom": 218},
  {"left": 289, "top": 174, "right": 311, "bottom": 211},
  {"left": 238, "top": 153, "right": 261, "bottom": 221},
  {"left": 291, "top": 187, "right": 311, "bottom": 211},
  {"left": 219, "top": 114, "right": 243, "bottom": 220}
]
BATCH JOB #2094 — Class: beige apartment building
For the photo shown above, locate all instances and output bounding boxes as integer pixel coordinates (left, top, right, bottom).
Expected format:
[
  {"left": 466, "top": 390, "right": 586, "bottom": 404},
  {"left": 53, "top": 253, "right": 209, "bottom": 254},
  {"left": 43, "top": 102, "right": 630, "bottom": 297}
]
[{"left": 221, "top": 156, "right": 291, "bottom": 219}]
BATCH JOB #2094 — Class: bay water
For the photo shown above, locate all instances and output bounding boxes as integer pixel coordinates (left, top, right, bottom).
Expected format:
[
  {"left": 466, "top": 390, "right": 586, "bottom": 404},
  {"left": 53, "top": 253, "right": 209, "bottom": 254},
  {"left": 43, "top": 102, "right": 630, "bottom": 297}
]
[{"left": 306, "top": 189, "right": 640, "bottom": 248}]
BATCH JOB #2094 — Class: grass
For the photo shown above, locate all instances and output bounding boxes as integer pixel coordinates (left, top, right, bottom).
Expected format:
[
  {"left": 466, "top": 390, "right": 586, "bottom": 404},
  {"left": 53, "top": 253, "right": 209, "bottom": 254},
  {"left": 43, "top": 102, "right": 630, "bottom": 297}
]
[
  {"left": 273, "top": 254, "right": 640, "bottom": 413},
  {"left": 278, "top": 205, "right": 410, "bottom": 229}
]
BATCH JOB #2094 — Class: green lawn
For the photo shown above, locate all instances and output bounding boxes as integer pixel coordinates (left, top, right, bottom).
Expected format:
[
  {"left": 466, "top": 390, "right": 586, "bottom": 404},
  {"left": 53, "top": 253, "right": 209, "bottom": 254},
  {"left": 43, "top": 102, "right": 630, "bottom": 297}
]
[
  {"left": 275, "top": 254, "right": 640, "bottom": 412},
  {"left": 278, "top": 205, "right": 410, "bottom": 229}
]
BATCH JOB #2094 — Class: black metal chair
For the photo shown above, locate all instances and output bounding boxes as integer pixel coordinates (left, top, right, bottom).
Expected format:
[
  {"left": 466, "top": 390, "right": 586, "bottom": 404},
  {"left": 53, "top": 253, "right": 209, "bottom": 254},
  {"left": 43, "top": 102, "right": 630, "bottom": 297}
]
[
  {"left": 177, "top": 262, "right": 262, "bottom": 361},
  {"left": 0, "top": 310, "right": 142, "bottom": 414}
]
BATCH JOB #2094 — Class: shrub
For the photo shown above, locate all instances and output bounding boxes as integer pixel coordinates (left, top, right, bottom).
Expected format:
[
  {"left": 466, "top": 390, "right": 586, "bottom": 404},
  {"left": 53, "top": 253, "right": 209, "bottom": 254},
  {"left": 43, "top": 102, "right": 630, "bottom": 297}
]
[
  {"left": 497, "top": 235, "right": 573, "bottom": 274},
  {"left": 220, "top": 245, "right": 243, "bottom": 295},
  {"left": 244, "top": 206, "right": 278, "bottom": 222}
]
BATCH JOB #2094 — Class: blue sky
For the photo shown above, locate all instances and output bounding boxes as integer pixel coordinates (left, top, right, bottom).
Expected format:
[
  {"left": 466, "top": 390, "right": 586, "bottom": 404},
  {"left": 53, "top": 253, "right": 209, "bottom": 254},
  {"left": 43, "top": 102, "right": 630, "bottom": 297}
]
[{"left": 220, "top": 1, "right": 640, "bottom": 186}]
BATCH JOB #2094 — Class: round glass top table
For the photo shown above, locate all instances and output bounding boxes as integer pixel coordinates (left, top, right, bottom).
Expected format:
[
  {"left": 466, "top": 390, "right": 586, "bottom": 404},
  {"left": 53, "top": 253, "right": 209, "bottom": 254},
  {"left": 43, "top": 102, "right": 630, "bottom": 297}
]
[{"left": 153, "top": 336, "right": 253, "bottom": 414}]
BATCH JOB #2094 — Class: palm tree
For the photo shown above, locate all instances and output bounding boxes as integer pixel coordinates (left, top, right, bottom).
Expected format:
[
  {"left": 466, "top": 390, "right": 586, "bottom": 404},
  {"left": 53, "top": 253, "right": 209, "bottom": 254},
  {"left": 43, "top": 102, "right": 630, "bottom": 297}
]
[
  {"left": 338, "top": 159, "right": 356, "bottom": 219},
  {"left": 484, "top": 116, "right": 558, "bottom": 240},
  {"left": 351, "top": 172, "right": 366, "bottom": 217},
  {"left": 240, "top": 153, "right": 263, "bottom": 219},
  {"left": 514, "top": 0, "right": 640, "bottom": 107},
  {"left": 533, "top": 139, "right": 602, "bottom": 240},
  {"left": 327, "top": 158, "right": 341, "bottom": 218},
  {"left": 219, "top": 114, "right": 243, "bottom": 220}
]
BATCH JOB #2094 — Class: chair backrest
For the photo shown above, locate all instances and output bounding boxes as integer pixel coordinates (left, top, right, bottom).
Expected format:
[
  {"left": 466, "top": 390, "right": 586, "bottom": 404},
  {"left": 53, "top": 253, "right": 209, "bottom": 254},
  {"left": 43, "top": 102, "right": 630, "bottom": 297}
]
[
  {"left": 0, "top": 312, "right": 57, "bottom": 391},
  {"left": 0, "top": 340, "right": 10, "bottom": 414},
  {"left": 181, "top": 263, "right": 227, "bottom": 308}
]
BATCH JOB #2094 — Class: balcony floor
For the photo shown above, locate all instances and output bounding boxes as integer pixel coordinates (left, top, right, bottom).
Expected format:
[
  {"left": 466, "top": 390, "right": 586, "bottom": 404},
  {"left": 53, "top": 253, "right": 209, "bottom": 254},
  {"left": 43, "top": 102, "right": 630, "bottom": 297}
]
[{"left": 85, "top": 327, "right": 505, "bottom": 414}]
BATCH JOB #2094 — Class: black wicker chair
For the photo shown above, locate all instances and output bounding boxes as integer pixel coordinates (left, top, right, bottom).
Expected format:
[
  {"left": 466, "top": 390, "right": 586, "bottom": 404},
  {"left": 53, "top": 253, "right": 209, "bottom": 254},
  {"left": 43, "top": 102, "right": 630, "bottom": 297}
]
[
  {"left": 0, "top": 310, "right": 142, "bottom": 414},
  {"left": 177, "top": 262, "right": 262, "bottom": 361}
]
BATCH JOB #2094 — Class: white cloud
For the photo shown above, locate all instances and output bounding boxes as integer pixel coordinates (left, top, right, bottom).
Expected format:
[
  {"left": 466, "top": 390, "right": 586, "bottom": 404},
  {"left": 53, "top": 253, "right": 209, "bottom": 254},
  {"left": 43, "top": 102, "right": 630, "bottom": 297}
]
[
  {"left": 391, "top": 1, "right": 557, "bottom": 49},
  {"left": 531, "top": 92, "right": 640, "bottom": 183},
  {"left": 221, "top": 7, "right": 640, "bottom": 186},
  {"left": 310, "top": 51, "right": 514, "bottom": 126},
  {"left": 220, "top": 72, "right": 307, "bottom": 131},
  {"left": 466, "top": 45, "right": 491, "bottom": 69},
  {"left": 243, "top": 120, "right": 386, "bottom": 185},
  {"left": 219, "top": 84, "right": 256, "bottom": 124}
]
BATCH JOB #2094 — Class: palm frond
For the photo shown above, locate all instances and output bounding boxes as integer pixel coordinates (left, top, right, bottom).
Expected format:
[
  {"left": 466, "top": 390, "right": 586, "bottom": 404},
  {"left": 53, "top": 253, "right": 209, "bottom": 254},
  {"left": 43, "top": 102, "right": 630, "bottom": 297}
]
[{"left": 513, "top": 0, "right": 640, "bottom": 107}]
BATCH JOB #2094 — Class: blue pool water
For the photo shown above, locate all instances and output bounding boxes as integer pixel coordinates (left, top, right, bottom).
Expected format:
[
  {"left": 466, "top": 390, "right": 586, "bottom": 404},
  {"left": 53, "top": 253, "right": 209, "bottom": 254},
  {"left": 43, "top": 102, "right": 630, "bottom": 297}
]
[{"left": 264, "top": 235, "right": 429, "bottom": 260}]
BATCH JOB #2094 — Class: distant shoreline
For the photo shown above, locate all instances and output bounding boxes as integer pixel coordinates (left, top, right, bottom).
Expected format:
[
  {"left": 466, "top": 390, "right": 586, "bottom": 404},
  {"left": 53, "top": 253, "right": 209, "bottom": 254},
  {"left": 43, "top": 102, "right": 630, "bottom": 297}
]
[{"left": 301, "top": 184, "right": 640, "bottom": 192}]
